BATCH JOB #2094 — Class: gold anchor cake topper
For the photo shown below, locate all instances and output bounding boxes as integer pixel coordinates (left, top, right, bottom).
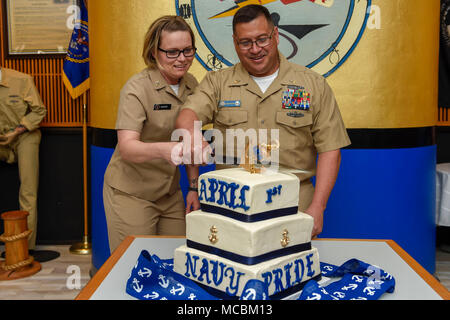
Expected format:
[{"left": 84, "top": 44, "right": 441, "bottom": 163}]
[
  {"left": 239, "top": 139, "right": 280, "bottom": 174},
  {"left": 208, "top": 225, "right": 218, "bottom": 244},
  {"left": 281, "top": 229, "right": 290, "bottom": 248}
]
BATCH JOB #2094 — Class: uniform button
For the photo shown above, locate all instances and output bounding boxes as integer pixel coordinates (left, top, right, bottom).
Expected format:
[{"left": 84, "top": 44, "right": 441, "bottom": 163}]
[{"left": 261, "top": 120, "right": 265, "bottom": 124}]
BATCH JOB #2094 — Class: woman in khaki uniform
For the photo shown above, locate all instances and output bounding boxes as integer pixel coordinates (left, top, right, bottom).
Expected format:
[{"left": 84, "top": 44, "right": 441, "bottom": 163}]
[{"left": 103, "top": 16, "right": 199, "bottom": 253}]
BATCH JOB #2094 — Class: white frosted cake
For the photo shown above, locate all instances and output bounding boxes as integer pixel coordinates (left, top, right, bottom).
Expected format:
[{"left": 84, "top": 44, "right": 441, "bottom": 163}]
[{"left": 173, "top": 168, "right": 321, "bottom": 299}]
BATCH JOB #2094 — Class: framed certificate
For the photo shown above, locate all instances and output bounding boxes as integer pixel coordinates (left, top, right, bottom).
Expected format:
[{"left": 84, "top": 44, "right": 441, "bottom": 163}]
[{"left": 2, "top": 0, "right": 77, "bottom": 56}]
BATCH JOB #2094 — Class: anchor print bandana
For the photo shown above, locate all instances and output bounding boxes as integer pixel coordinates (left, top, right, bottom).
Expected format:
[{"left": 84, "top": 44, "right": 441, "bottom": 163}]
[
  {"left": 126, "top": 251, "right": 395, "bottom": 300},
  {"left": 125, "top": 250, "right": 269, "bottom": 300},
  {"left": 298, "top": 259, "right": 396, "bottom": 300}
]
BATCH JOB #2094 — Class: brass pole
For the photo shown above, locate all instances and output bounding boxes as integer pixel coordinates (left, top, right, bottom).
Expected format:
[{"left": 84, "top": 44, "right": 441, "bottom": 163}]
[{"left": 70, "top": 92, "right": 92, "bottom": 255}]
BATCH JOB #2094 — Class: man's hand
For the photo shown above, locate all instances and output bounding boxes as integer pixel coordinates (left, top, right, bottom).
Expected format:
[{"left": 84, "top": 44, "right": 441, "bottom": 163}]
[
  {"left": 0, "top": 127, "right": 25, "bottom": 146},
  {"left": 305, "top": 149, "right": 342, "bottom": 238},
  {"left": 185, "top": 191, "right": 200, "bottom": 214},
  {"left": 305, "top": 203, "right": 325, "bottom": 239}
]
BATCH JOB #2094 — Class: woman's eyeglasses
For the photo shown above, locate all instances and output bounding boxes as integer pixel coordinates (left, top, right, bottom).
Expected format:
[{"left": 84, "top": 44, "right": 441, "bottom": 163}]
[{"left": 158, "top": 47, "right": 197, "bottom": 58}]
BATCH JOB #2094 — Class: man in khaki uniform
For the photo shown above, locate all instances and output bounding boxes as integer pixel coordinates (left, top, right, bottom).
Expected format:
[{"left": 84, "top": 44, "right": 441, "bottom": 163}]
[
  {"left": 0, "top": 67, "right": 47, "bottom": 250},
  {"left": 176, "top": 5, "right": 351, "bottom": 237}
]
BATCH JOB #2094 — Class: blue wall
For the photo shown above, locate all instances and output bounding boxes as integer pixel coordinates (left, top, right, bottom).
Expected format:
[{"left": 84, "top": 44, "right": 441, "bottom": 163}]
[
  {"left": 90, "top": 145, "right": 215, "bottom": 270},
  {"left": 321, "top": 146, "right": 436, "bottom": 273},
  {"left": 91, "top": 145, "right": 437, "bottom": 274}
]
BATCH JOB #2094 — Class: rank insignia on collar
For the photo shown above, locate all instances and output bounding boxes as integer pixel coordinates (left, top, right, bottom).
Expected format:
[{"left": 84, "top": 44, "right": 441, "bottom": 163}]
[
  {"left": 282, "top": 87, "right": 310, "bottom": 111},
  {"left": 219, "top": 100, "right": 241, "bottom": 108}
]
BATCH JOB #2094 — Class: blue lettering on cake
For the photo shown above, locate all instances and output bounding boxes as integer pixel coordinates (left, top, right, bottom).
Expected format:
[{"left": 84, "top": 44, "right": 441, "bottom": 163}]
[
  {"left": 208, "top": 178, "right": 219, "bottom": 202},
  {"left": 294, "top": 258, "right": 305, "bottom": 284},
  {"left": 210, "top": 260, "right": 227, "bottom": 286},
  {"left": 272, "top": 268, "right": 284, "bottom": 293},
  {"left": 217, "top": 180, "right": 230, "bottom": 206},
  {"left": 228, "top": 183, "right": 240, "bottom": 209},
  {"left": 198, "top": 258, "right": 212, "bottom": 284},
  {"left": 198, "top": 179, "right": 208, "bottom": 201},
  {"left": 266, "top": 190, "right": 272, "bottom": 204},
  {"left": 200, "top": 178, "right": 250, "bottom": 211},
  {"left": 224, "top": 267, "right": 245, "bottom": 296},
  {"left": 306, "top": 253, "right": 315, "bottom": 277},
  {"left": 184, "top": 252, "right": 199, "bottom": 278},
  {"left": 261, "top": 271, "right": 272, "bottom": 290},
  {"left": 265, "top": 185, "right": 283, "bottom": 204},
  {"left": 185, "top": 254, "right": 245, "bottom": 296},
  {"left": 260, "top": 255, "right": 315, "bottom": 294},
  {"left": 284, "top": 262, "right": 293, "bottom": 288},
  {"left": 239, "top": 186, "right": 250, "bottom": 211}
]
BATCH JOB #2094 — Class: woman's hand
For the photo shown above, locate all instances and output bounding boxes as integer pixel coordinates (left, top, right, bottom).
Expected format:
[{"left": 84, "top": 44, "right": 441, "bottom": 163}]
[{"left": 117, "top": 130, "right": 185, "bottom": 166}]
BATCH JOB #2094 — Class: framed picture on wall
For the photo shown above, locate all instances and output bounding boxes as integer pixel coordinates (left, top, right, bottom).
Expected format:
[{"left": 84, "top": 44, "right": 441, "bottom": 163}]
[{"left": 2, "top": 0, "right": 77, "bottom": 56}]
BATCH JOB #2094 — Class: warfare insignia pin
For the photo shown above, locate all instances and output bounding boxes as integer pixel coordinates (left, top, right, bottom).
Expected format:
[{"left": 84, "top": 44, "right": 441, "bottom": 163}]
[{"left": 287, "top": 112, "right": 305, "bottom": 118}]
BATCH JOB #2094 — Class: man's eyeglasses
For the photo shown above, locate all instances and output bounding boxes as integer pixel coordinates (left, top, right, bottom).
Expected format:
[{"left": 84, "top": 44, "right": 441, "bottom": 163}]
[
  {"left": 158, "top": 47, "right": 196, "bottom": 58},
  {"left": 236, "top": 28, "right": 275, "bottom": 50}
]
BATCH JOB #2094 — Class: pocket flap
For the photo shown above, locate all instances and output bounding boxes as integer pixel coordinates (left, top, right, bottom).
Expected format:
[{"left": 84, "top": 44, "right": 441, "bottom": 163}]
[
  {"left": 216, "top": 110, "right": 248, "bottom": 126},
  {"left": 276, "top": 111, "right": 312, "bottom": 128}
]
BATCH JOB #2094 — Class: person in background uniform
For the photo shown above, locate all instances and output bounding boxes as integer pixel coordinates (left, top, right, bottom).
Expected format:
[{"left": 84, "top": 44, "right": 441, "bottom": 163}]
[
  {"left": 103, "top": 16, "right": 200, "bottom": 253},
  {"left": 0, "top": 67, "right": 47, "bottom": 251},
  {"left": 175, "top": 5, "right": 351, "bottom": 238}
]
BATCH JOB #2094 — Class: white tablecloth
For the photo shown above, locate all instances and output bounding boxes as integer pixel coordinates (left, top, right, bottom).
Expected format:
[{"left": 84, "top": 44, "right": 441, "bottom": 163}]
[{"left": 436, "top": 163, "right": 450, "bottom": 227}]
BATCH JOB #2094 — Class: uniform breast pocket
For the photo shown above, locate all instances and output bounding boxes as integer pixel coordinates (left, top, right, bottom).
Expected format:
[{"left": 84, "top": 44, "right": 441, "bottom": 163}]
[
  {"left": 145, "top": 106, "right": 179, "bottom": 140},
  {"left": 4, "top": 95, "right": 23, "bottom": 108},
  {"left": 215, "top": 110, "right": 248, "bottom": 127},
  {"left": 275, "top": 111, "right": 313, "bottom": 148}
]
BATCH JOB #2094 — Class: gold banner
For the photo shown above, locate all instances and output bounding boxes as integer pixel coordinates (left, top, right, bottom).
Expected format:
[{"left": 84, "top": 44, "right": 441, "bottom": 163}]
[
  {"left": 328, "top": 0, "right": 439, "bottom": 128},
  {"left": 90, "top": 0, "right": 439, "bottom": 129}
]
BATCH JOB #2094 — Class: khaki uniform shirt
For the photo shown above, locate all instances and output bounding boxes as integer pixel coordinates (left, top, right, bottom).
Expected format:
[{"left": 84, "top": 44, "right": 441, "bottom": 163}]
[
  {"left": 181, "top": 54, "right": 351, "bottom": 181},
  {"left": 104, "top": 68, "right": 198, "bottom": 201},
  {"left": 0, "top": 68, "right": 46, "bottom": 135}
]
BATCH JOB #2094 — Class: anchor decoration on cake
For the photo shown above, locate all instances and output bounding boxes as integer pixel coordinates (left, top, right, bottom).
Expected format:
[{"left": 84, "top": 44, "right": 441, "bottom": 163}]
[
  {"left": 208, "top": 226, "right": 219, "bottom": 244},
  {"left": 281, "top": 229, "right": 290, "bottom": 248},
  {"left": 239, "top": 139, "right": 280, "bottom": 174}
]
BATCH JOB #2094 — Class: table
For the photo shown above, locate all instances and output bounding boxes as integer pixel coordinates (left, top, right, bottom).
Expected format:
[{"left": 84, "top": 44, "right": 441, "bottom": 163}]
[
  {"left": 76, "top": 236, "right": 449, "bottom": 300},
  {"left": 437, "top": 163, "right": 450, "bottom": 227}
]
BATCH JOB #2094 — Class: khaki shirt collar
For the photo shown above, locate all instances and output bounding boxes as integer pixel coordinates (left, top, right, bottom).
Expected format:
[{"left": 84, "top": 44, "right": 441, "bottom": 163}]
[
  {"left": 179, "top": 73, "right": 196, "bottom": 91},
  {"left": 147, "top": 67, "right": 169, "bottom": 90},
  {"left": 227, "top": 52, "right": 295, "bottom": 96},
  {"left": 147, "top": 67, "right": 195, "bottom": 98}
]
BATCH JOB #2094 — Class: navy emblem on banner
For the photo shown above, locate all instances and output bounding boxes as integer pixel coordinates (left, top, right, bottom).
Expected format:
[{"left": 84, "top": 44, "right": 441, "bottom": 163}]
[
  {"left": 175, "top": 0, "right": 371, "bottom": 77},
  {"left": 63, "top": 0, "right": 90, "bottom": 99}
]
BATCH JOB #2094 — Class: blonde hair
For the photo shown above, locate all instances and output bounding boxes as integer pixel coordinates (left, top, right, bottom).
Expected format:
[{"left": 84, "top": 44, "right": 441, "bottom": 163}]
[{"left": 142, "top": 15, "right": 195, "bottom": 69}]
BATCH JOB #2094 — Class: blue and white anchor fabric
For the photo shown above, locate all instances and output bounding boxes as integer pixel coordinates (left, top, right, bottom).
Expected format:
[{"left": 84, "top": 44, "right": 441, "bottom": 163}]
[
  {"left": 126, "top": 250, "right": 269, "bottom": 300},
  {"left": 126, "top": 251, "right": 395, "bottom": 300},
  {"left": 298, "top": 259, "right": 396, "bottom": 300}
]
